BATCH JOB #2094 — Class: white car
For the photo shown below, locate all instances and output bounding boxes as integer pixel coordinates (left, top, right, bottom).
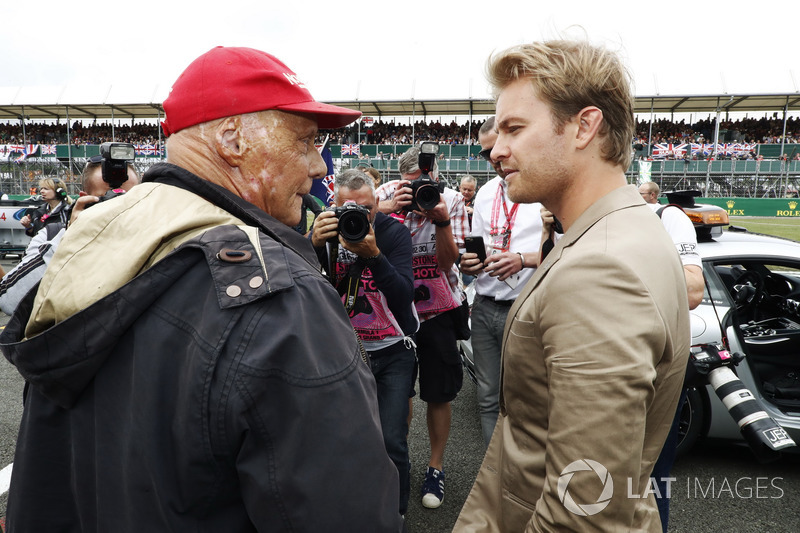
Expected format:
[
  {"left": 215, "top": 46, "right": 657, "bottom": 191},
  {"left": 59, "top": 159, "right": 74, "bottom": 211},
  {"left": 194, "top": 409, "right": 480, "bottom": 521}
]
[{"left": 679, "top": 220, "right": 800, "bottom": 457}]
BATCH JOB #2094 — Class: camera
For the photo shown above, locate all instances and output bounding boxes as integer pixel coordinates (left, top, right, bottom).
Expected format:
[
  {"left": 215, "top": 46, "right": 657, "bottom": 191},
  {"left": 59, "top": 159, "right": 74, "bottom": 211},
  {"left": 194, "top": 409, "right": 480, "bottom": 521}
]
[
  {"left": 328, "top": 202, "right": 371, "bottom": 243},
  {"left": 97, "top": 142, "right": 135, "bottom": 203},
  {"left": 689, "top": 344, "right": 796, "bottom": 461},
  {"left": 403, "top": 142, "right": 444, "bottom": 212}
]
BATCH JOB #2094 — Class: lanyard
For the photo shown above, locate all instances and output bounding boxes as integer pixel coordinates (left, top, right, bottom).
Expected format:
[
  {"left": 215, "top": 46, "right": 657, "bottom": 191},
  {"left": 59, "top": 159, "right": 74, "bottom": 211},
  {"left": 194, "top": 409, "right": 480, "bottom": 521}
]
[{"left": 489, "top": 181, "right": 519, "bottom": 252}]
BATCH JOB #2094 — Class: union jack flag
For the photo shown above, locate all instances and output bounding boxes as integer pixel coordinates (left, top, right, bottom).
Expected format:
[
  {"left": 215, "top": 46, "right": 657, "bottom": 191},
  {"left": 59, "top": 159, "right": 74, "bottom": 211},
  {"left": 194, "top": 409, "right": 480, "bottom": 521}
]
[
  {"left": 311, "top": 137, "right": 336, "bottom": 206},
  {"left": 13, "top": 144, "right": 39, "bottom": 162},
  {"left": 41, "top": 144, "right": 57, "bottom": 155},
  {"left": 341, "top": 143, "right": 360, "bottom": 156},
  {"left": 134, "top": 144, "right": 159, "bottom": 155},
  {"left": 652, "top": 143, "right": 687, "bottom": 158}
]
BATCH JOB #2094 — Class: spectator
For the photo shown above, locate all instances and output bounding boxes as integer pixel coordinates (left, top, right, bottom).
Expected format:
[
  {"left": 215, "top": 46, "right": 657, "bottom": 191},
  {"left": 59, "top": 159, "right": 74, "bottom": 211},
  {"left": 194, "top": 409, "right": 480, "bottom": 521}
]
[{"left": 19, "top": 178, "right": 73, "bottom": 236}]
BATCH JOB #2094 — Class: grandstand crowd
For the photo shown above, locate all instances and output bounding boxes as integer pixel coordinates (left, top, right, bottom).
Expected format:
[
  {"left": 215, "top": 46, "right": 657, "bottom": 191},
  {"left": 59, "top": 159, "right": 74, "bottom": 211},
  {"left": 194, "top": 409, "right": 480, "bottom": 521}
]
[{"left": 2, "top": 115, "right": 799, "bottom": 148}]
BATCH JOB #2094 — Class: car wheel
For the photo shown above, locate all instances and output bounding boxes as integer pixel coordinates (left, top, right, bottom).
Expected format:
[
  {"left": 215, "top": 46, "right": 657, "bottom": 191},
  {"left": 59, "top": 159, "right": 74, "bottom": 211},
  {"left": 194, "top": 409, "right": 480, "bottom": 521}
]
[{"left": 676, "top": 387, "right": 707, "bottom": 457}]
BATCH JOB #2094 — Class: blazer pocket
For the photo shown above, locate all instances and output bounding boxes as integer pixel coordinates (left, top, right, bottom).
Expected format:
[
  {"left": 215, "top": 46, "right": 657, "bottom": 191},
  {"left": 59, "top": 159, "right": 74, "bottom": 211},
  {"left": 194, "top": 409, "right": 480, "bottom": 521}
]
[{"left": 508, "top": 317, "right": 536, "bottom": 339}]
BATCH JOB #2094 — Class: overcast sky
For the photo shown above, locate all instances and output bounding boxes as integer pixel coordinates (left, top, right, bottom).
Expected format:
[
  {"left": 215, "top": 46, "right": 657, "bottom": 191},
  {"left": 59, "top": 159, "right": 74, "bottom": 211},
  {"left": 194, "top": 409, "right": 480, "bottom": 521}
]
[{"left": 1, "top": 0, "right": 797, "bottom": 115}]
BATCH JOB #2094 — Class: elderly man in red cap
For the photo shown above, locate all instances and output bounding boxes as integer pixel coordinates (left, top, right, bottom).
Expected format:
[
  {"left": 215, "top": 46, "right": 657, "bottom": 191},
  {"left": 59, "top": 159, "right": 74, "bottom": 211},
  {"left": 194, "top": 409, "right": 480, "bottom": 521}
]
[{"left": 1, "top": 47, "right": 406, "bottom": 532}]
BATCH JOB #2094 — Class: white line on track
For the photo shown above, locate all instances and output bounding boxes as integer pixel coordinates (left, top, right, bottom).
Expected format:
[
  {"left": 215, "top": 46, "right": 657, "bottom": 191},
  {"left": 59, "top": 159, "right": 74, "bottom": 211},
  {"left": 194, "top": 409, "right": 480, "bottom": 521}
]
[{"left": 1, "top": 462, "right": 12, "bottom": 495}]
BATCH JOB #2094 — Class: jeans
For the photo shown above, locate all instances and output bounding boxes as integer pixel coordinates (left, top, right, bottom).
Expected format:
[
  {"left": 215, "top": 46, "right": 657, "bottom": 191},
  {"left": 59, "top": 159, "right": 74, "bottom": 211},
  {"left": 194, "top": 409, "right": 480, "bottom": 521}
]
[
  {"left": 369, "top": 340, "right": 416, "bottom": 515},
  {"left": 471, "top": 294, "right": 512, "bottom": 448}
]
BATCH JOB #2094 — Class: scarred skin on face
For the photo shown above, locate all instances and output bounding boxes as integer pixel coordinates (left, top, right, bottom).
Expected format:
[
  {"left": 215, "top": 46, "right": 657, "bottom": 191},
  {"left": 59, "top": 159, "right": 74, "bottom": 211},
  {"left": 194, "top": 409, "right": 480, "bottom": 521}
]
[
  {"left": 235, "top": 111, "right": 327, "bottom": 226},
  {"left": 165, "top": 110, "right": 327, "bottom": 227}
]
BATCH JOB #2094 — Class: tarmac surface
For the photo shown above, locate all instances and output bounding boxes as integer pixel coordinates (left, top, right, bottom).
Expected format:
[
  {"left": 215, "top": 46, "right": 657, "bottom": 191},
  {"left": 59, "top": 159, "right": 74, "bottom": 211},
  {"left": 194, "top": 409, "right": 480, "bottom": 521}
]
[{"left": 1, "top": 255, "right": 800, "bottom": 532}]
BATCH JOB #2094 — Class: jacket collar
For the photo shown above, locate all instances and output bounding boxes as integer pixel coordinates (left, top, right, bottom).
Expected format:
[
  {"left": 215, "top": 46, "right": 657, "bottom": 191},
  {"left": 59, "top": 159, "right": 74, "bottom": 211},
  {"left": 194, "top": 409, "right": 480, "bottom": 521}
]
[
  {"left": 143, "top": 163, "right": 319, "bottom": 268},
  {"left": 506, "top": 184, "right": 645, "bottom": 320}
]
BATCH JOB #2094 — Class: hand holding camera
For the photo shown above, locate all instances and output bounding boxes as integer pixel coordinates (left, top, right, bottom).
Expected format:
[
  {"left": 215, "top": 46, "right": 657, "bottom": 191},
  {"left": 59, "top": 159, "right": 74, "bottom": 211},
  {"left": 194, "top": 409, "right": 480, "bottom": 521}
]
[{"left": 312, "top": 202, "right": 373, "bottom": 248}]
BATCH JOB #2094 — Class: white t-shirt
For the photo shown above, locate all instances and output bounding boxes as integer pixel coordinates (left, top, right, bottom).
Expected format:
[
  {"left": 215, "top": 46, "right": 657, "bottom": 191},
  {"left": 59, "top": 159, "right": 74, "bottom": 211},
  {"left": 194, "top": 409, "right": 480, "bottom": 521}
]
[{"left": 648, "top": 203, "right": 702, "bottom": 268}]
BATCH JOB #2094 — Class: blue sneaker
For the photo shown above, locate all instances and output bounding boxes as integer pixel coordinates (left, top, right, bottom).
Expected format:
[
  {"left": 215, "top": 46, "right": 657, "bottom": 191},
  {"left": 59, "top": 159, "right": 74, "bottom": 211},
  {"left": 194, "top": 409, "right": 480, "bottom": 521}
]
[{"left": 421, "top": 466, "right": 445, "bottom": 508}]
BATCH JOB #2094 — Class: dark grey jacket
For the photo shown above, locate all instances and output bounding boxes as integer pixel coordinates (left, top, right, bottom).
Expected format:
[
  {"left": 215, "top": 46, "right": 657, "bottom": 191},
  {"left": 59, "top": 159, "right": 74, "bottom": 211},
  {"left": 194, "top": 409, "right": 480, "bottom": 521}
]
[{"left": 1, "top": 163, "right": 404, "bottom": 532}]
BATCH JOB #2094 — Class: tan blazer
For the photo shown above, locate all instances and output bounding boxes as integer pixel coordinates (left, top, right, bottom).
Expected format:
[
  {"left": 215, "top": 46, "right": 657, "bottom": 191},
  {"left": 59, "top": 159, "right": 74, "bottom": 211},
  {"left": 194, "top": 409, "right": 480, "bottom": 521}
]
[{"left": 454, "top": 185, "right": 690, "bottom": 532}]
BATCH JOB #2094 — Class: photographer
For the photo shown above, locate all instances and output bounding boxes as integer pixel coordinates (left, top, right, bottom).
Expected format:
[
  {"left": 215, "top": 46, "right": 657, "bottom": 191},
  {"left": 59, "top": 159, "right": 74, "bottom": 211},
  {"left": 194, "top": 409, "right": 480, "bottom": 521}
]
[
  {"left": 375, "top": 145, "right": 469, "bottom": 509},
  {"left": 311, "top": 168, "right": 417, "bottom": 516},
  {"left": 70, "top": 149, "right": 140, "bottom": 225}
]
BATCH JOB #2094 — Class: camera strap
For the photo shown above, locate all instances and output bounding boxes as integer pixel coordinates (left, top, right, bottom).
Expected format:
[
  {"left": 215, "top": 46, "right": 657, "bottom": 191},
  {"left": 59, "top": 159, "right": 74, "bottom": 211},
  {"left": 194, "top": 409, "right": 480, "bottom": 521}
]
[
  {"left": 327, "top": 242, "right": 339, "bottom": 286},
  {"left": 336, "top": 257, "right": 365, "bottom": 315}
]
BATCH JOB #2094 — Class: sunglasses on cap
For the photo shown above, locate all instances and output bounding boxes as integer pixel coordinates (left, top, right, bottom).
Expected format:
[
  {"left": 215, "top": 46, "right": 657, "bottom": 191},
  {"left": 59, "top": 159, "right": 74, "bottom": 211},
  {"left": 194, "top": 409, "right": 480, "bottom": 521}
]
[
  {"left": 88, "top": 155, "right": 104, "bottom": 164},
  {"left": 478, "top": 148, "right": 493, "bottom": 162}
]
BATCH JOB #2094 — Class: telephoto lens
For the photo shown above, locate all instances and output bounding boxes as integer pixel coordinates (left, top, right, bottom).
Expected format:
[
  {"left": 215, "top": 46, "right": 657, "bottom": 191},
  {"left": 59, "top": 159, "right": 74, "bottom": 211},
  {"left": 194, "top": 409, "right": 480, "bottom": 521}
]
[{"left": 691, "top": 344, "right": 796, "bottom": 461}]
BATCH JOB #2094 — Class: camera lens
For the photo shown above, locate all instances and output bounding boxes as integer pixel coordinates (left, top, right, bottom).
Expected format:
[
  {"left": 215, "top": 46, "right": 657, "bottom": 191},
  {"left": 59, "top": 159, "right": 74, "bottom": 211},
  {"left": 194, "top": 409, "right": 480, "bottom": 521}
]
[
  {"left": 415, "top": 184, "right": 440, "bottom": 211},
  {"left": 338, "top": 208, "right": 370, "bottom": 243}
]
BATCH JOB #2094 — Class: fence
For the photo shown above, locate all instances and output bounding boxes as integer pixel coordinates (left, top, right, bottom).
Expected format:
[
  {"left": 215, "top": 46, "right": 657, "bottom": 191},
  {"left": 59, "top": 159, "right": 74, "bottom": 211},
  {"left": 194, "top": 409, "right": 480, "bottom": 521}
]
[
  {"left": 630, "top": 159, "right": 800, "bottom": 198},
  {"left": 2, "top": 145, "right": 799, "bottom": 198}
]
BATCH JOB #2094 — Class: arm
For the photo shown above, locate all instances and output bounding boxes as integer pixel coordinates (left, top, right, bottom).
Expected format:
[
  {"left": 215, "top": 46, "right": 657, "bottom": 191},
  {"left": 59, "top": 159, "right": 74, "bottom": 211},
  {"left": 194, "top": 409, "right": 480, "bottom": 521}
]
[
  {"left": 661, "top": 206, "right": 704, "bottom": 310},
  {"left": 684, "top": 264, "right": 704, "bottom": 310},
  {"left": 529, "top": 256, "right": 679, "bottom": 531},
  {"left": 366, "top": 217, "right": 414, "bottom": 321},
  {"left": 376, "top": 180, "right": 413, "bottom": 214},
  {"left": 429, "top": 190, "right": 466, "bottom": 273}
]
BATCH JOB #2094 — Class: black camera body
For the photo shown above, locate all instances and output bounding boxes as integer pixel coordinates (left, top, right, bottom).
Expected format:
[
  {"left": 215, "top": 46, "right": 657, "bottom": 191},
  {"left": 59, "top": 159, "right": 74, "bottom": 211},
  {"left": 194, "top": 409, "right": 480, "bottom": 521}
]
[
  {"left": 403, "top": 141, "right": 443, "bottom": 212},
  {"left": 328, "top": 202, "right": 371, "bottom": 243},
  {"left": 406, "top": 177, "right": 445, "bottom": 212}
]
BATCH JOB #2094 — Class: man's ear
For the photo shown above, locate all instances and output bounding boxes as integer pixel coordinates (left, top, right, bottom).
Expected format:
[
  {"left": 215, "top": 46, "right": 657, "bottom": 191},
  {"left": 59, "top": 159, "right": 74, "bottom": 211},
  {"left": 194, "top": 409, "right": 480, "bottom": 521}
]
[
  {"left": 215, "top": 116, "right": 244, "bottom": 167},
  {"left": 574, "top": 106, "right": 604, "bottom": 150}
]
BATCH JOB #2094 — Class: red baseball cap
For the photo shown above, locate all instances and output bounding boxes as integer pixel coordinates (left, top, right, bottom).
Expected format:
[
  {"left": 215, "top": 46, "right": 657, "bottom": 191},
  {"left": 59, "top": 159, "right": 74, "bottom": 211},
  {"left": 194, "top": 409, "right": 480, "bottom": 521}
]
[{"left": 162, "top": 46, "right": 361, "bottom": 136}]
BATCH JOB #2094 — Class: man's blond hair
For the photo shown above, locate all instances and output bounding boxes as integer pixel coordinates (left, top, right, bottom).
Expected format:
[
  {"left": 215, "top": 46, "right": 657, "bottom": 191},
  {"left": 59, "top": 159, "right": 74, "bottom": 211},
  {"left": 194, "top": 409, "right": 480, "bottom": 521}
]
[{"left": 487, "top": 40, "right": 635, "bottom": 169}]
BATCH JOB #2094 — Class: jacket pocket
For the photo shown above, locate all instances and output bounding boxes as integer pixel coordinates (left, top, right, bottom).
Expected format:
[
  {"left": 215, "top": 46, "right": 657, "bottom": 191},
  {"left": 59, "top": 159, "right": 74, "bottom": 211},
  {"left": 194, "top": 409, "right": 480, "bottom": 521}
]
[{"left": 508, "top": 317, "right": 536, "bottom": 339}]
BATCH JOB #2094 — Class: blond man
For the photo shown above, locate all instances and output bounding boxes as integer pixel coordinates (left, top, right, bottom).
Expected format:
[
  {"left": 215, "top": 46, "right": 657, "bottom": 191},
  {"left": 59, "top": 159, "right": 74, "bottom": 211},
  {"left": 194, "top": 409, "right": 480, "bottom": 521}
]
[{"left": 454, "top": 40, "right": 689, "bottom": 532}]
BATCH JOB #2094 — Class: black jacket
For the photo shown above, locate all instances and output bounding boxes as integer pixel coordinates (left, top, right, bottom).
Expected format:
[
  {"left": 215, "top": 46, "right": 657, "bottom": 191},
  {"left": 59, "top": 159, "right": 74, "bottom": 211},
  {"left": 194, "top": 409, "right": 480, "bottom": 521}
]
[{"left": 1, "top": 163, "right": 404, "bottom": 532}]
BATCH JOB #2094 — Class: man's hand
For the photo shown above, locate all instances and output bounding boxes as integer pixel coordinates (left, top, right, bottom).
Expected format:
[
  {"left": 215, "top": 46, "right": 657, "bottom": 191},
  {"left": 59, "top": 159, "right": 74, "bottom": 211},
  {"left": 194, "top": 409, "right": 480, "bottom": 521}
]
[
  {"left": 378, "top": 180, "right": 413, "bottom": 213},
  {"left": 310, "top": 210, "right": 339, "bottom": 248},
  {"left": 484, "top": 252, "right": 523, "bottom": 281},
  {"left": 341, "top": 226, "right": 380, "bottom": 259},
  {"left": 69, "top": 195, "right": 101, "bottom": 226},
  {"left": 414, "top": 196, "right": 450, "bottom": 225},
  {"left": 460, "top": 252, "right": 484, "bottom": 275}
]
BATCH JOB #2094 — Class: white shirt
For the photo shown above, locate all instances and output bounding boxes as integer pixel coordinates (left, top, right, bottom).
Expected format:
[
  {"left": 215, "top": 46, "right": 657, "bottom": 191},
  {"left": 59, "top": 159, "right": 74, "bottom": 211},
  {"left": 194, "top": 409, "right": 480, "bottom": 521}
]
[
  {"left": 647, "top": 203, "right": 702, "bottom": 268},
  {"left": 471, "top": 176, "right": 543, "bottom": 301}
]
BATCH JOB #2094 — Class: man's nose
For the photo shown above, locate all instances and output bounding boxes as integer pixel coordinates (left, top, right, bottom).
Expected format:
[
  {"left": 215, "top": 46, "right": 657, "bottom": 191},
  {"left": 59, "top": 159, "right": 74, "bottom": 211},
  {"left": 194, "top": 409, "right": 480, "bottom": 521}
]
[{"left": 310, "top": 147, "right": 327, "bottom": 179}]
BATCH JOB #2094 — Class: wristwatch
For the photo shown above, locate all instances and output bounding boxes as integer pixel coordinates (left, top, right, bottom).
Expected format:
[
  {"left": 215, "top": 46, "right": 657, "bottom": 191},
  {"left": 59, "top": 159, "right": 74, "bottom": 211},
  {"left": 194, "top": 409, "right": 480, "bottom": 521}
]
[{"left": 363, "top": 253, "right": 383, "bottom": 268}]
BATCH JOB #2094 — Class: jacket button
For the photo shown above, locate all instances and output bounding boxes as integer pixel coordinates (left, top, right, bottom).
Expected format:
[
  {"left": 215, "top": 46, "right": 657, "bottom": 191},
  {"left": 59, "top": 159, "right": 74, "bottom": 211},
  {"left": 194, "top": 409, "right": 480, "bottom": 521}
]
[
  {"left": 226, "top": 285, "right": 242, "bottom": 298},
  {"left": 249, "top": 276, "right": 264, "bottom": 289}
]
